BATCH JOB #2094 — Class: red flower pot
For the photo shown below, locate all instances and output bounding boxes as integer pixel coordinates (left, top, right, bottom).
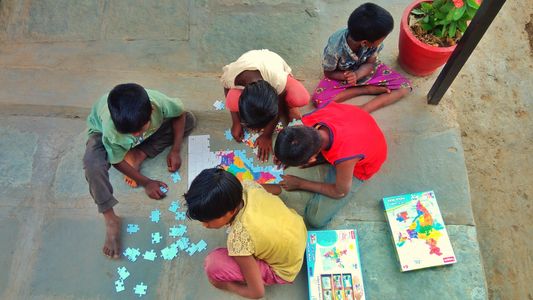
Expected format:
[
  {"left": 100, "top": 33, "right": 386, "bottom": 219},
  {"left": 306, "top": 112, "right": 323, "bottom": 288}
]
[{"left": 398, "top": 0, "right": 457, "bottom": 76}]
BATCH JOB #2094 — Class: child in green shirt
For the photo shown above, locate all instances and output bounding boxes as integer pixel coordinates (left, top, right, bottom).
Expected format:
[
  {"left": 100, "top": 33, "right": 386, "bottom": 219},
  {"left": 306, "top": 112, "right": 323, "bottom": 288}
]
[{"left": 84, "top": 83, "right": 196, "bottom": 259}]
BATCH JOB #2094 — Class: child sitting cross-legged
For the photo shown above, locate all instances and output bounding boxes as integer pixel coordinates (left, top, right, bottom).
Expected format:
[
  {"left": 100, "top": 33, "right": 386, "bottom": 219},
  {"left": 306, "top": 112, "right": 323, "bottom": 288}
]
[
  {"left": 184, "top": 168, "right": 307, "bottom": 299},
  {"left": 313, "top": 3, "right": 412, "bottom": 112}
]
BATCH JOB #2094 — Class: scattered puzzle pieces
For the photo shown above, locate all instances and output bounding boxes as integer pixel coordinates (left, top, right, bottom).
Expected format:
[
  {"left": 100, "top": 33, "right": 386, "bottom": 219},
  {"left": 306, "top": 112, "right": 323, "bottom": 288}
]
[
  {"left": 185, "top": 244, "right": 198, "bottom": 256},
  {"left": 117, "top": 266, "right": 130, "bottom": 280},
  {"left": 115, "top": 279, "right": 125, "bottom": 293},
  {"left": 126, "top": 224, "right": 140, "bottom": 234},
  {"left": 169, "top": 224, "right": 187, "bottom": 238},
  {"left": 175, "top": 211, "right": 186, "bottom": 221},
  {"left": 133, "top": 282, "right": 148, "bottom": 297},
  {"left": 150, "top": 209, "right": 161, "bottom": 223},
  {"left": 168, "top": 201, "right": 180, "bottom": 213},
  {"left": 151, "top": 232, "right": 162, "bottom": 244},
  {"left": 159, "top": 186, "right": 168, "bottom": 194},
  {"left": 143, "top": 250, "right": 157, "bottom": 261},
  {"left": 160, "top": 246, "right": 179, "bottom": 260},
  {"left": 170, "top": 171, "right": 181, "bottom": 183},
  {"left": 123, "top": 247, "right": 141, "bottom": 262},
  {"left": 213, "top": 100, "right": 225, "bottom": 110}
]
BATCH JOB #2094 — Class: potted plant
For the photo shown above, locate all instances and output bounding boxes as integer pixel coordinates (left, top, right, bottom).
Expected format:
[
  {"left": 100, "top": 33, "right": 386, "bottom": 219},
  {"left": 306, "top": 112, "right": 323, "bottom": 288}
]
[{"left": 398, "top": 0, "right": 480, "bottom": 76}]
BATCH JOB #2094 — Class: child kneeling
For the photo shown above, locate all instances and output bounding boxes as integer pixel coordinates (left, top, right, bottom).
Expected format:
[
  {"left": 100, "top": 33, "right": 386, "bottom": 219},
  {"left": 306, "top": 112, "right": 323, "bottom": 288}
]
[{"left": 185, "top": 168, "right": 307, "bottom": 299}]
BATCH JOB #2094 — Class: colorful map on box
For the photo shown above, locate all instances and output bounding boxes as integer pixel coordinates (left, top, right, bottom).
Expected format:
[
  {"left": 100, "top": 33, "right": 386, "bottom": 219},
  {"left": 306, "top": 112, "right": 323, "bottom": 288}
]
[
  {"left": 306, "top": 229, "right": 365, "bottom": 300},
  {"left": 383, "top": 191, "right": 456, "bottom": 272},
  {"left": 187, "top": 135, "right": 283, "bottom": 187}
]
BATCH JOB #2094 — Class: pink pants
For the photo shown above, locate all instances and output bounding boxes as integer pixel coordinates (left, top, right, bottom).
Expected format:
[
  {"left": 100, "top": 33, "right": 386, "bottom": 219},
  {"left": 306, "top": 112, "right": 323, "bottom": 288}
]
[
  {"left": 204, "top": 248, "right": 290, "bottom": 285},
  {"left": 226, "top": 75, "right": 310, "bottom": 112}
]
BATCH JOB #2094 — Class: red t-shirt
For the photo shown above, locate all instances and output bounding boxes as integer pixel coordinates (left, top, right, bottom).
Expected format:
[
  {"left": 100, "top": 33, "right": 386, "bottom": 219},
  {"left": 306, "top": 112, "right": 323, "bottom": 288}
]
[{"left": 301, "top": 102, "right": 387, "bottom": 180}]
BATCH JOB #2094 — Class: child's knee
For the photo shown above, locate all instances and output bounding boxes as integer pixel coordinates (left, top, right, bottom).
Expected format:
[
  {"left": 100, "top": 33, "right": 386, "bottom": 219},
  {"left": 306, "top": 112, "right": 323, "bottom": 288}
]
[
  {"left": 204, "top": 248, "right": 228, "bottom": 279},
  {"left": 304, "top": 212, "right": 330, "bottom": 229}
]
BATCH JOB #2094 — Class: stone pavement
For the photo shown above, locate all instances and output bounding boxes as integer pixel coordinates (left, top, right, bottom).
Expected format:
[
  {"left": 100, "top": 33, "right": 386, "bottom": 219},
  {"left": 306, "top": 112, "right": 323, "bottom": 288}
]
[{"left": 0, "top": 0, "right": 487, "bottom": 299}]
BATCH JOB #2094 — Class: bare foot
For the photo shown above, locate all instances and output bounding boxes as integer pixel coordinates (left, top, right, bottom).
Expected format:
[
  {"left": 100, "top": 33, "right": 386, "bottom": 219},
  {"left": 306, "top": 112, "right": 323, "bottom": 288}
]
[
  {"left": 103, "top": 211, "right": 121, "bottom": 259},
  {"left": 123, "top": 148, "right": 147, "bottom": 187}
]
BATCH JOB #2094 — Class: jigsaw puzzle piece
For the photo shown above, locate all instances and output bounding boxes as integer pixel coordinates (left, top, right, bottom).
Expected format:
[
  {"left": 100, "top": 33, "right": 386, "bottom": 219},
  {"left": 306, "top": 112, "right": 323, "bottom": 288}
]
[
  {"left": 213, "top": 100, "right": 225, "bottom": 110},
  {"left": 115, "top": 279, "right": 125, "bottom": 292},
  {"left": 160, "top": 246, "right": 179, "bottom": 260},
  {"left": 176, "top": 237, "right": 190, "bottom": 250},
  {"left": 150, "top": 209, "right": 161, "bottom": 223},
  {"left": 170, "top": 171, "right": 181, "bottom": 183},
  {"left": 133, "top": 282, "right": 148, "bottom": 297},
  {"left": 168, "top": 201, "right": 180, "bottom": 213},
  {"left": 143, "top": 250, "right": 157, "bottom": 261},
  {"left": 195, "top": 239, "right": 208, "bottom": 253},
  {"left": 169, "top": 224, "right": 187, "bottom": 238},
  {"left": 151, "top": 232, "right": 163, "bottom": 244},
  {"left": 126, "top": 224, "right": 140, "bottom": 234},
  {"left": 123, "top": 247, "right": 141, "bottom": 262},
  {"left": 174, "top": 211, "right": 186, "bottom": 221},
  {"left": 159, "top": 186, "right": 168, "bottom": 194},
  {"left": 224, "top": 129, "right": 233, "bottom": 141},
  {"left": 117, "top": 266, "right": 130, "bottom": 280}
]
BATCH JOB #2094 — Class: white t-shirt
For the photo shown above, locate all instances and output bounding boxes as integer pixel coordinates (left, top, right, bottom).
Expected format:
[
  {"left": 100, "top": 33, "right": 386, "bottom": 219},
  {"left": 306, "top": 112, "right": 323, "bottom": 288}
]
[{"left": 220, "top": 49, "right": 292, "bottom": 94}]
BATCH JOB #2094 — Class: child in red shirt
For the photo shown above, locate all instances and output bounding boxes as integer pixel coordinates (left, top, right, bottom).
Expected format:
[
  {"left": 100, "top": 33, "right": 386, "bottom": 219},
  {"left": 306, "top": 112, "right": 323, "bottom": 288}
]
[{"left": 274, "top": 102, "right": 387, "bottom": 228}]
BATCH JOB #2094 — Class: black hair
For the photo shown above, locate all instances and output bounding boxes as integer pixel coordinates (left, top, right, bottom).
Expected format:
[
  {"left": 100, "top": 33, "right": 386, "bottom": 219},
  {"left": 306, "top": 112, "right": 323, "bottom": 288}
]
[
  {"left": 184, "top": 168, "right": 243, "bottom": 222},
  {"left": 274, "top": 125, "right": 322, "bottom": 167},
  {"left": 239, "top": 80, "right": 278, "bottom": 129},
  {"left": 107, "top": 83, "right": 152, "bottom": 134},
  {"left": 347, "top": 3, "right": 394, "bottom": 42}
]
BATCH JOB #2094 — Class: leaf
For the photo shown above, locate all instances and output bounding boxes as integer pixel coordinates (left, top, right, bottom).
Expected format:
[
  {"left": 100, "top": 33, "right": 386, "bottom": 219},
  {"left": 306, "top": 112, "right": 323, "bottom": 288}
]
[
  {"left": 433, "top": 0, "right": 445, "bottom": 9},
  {"left": 453, "top": 5, "right": 466, "bottom": 21},
  {"left": 411, "top": 8, "right": 426, "bottom": 15},
  {"left": 467, "top": 0, "right": 480, "bottom": 9},
  {"left": 436, "top": 11, "right": 447, "bottom": 19},
  {"left": 421, "top": 23, "right": 433, "bottom": 31},
  {"left": 423, "top": 15, "right": 430, "bottom": 23},
  {"left": 448, "top": 22, "right": 457, "bottom": 38},
  {"left": 439, "top": 2, "right": 454, "bottom": 13},
  {"left": 446, "top": 9, "right": 454, "bottom": 21},
  {"left": 434, "top": 28, "right": 443, "bottom": 37},
  {"left": 466, "top": 5, "right": 477, "bottom": 19},
  {"left": 457, "top": 19, "right": 468, "bottom": 32},
  {"left": 440, "top": 24, "right": 447, "bottom": 37},
  {"left": 421, "top": 2, "right": 433, "bottom": 11}
]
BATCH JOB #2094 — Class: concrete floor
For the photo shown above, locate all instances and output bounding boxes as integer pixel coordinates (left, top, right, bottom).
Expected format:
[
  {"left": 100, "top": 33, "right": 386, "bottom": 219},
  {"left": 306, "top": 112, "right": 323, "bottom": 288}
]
[{"left": 0, "top": 0, "right": 529, "bottom": 299}]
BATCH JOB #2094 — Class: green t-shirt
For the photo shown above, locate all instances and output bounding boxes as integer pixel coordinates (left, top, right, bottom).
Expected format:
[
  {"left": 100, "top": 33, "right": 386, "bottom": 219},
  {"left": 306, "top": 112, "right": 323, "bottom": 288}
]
[{"left": 87, "top": 89, "right": 184, "bottom": 164}]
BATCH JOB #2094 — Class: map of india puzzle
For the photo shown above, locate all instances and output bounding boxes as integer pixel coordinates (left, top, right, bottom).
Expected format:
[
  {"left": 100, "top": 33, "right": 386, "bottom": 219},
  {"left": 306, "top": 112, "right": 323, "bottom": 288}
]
[
  {"left": 383, "top": 191, "right": 456, "bottom": 272},
  {"left": 187, "top": 135, "right": 283, "bottom": 187}
]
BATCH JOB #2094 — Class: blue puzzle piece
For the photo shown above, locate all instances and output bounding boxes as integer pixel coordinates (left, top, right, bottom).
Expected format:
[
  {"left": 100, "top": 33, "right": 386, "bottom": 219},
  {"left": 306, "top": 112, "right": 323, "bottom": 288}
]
[
  {"left": 224, "top": 129, "right": 233, "bottom": 141},
  {"left": 150, "top": 209, "right": 161, "bottom": 223},
  {"left": 213, "top": 100, "right": 225, "bottom": 110},
  {"left": 174, "top": 211, "right": 186, "bottom": 221},
  {"left": 115, "top": 279, "right": 125, "bottom": 293},
  {"left": 117, "top": 266, "right": 130, "bottom": 280},
  {"left": 170, "top": 171, "right": 181, "bottom": 183},
  {"left": 159, "top": 186, "right": 168, "bottom": 194},
  {"left": 123, "top": 248, "right": 141, "bottom": 262},
  {"left": 169, "top": 224, "right": 187, "bottom": 238},
  {"left": 133, "top": 282, "right": 148, "bottom": 297},
  {"left": 168, "top": 201, "right": 180, "bottom": 213},
  {"left": 126, "top": 224, "right": 140, "bottom": 234},
  {"left": 176, "top": 237, "right": 190, "bottom": 250},
  {"left": 160, "top": 246, "right": 178, "bottom": 260},
  {"left": 195, "top": 239, "right": 208, "bottom": 252},
  {"left": 151, "top": 232, "right": 162, "bottom": 244},
  {"left": 143, "top": 250, "right": 157, "bottom": 261},
  {"left": 185, "top": 244, "right": 198, "bottom": 256}
]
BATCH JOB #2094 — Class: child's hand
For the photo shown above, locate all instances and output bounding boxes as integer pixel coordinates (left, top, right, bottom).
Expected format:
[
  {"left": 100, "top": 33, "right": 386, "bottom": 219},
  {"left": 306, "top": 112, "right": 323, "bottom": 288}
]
[
  {"left": 280, "top": 175, "right": 302, "bottom": 191},
  {"left": 144, "top": 180, "right": 167, "bottom": 199},
  {"left": 231, "top": 123, "right": 244, "bottom": 142},
  {"left": 255, "top": 133, "right": 272, "bottom": 162},
  {"left": 167, "top": 149, "right": 181, "bottom": 172},
  {"left": 344, "top": 71, "right": 358, "bottom": 86}
]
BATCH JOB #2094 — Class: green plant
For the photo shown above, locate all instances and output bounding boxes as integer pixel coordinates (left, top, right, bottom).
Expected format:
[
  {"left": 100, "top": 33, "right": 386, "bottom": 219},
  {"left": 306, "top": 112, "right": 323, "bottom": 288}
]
[{"left": 411, "top": 0, "right": 480, "bottom": 39}]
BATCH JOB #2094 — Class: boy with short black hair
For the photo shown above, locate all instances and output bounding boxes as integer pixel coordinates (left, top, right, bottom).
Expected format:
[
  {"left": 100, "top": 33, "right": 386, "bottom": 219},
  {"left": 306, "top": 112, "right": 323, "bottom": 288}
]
[
  {"left": 83, "top": 83, "right": 196, "bottom": 259},
  {"left": 274, "top": 102, "right": 387, "bottom": 228}
]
